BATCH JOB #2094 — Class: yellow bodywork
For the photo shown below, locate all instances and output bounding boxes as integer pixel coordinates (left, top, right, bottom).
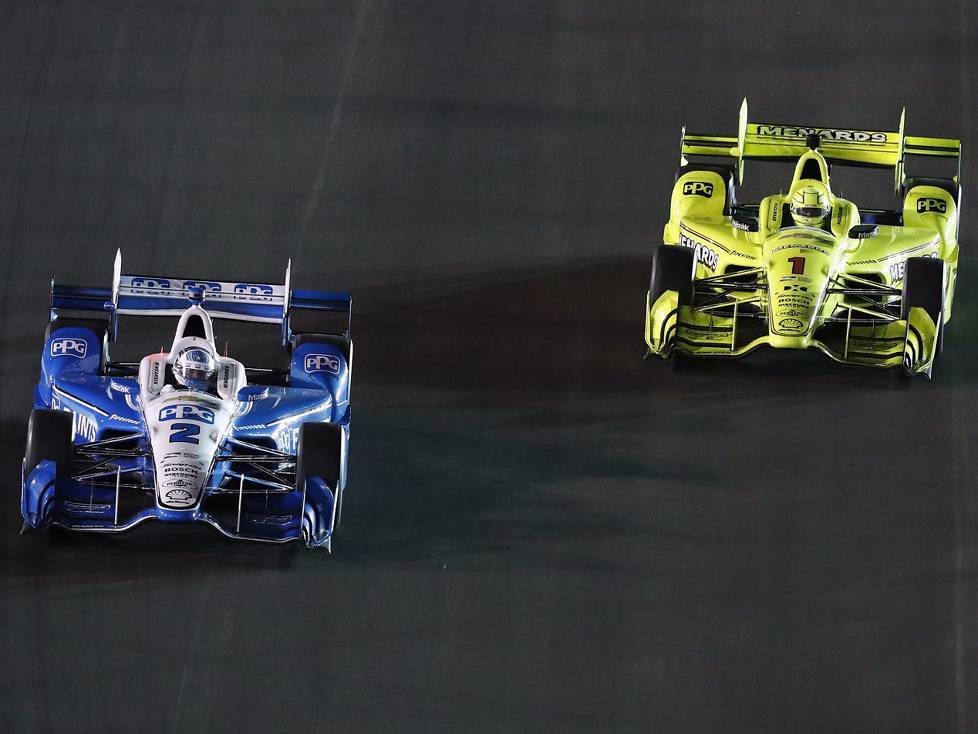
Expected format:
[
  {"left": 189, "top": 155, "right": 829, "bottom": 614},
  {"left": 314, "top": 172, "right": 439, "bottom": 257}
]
[{"left": 646, "top": 100, "right": 960, "bottom": 378}]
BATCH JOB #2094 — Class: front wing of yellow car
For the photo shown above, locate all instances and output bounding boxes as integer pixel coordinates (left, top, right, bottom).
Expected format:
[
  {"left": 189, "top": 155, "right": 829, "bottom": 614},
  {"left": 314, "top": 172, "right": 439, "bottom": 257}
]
[{"left": 645, "top": 269, "right": 943, "bottom": 378}]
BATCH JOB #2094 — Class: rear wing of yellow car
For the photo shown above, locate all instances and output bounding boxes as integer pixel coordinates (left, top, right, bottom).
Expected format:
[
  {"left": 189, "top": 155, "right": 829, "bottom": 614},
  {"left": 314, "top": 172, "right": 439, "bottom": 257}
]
[{"left": 680, "top": 98, "right": 961, "bottom": 192}]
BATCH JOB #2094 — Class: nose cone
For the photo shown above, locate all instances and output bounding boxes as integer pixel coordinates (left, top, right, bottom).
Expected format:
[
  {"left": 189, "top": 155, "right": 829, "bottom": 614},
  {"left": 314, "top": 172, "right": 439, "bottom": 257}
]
[
  {"left": 146, "top": 393, "right": 233, "bottom": 510},
  {"left": 768, "top": 273, "right": 819, "bottom": 340},
  {"left": 763, "top": 230, "right": 836, "bottom": 343}
]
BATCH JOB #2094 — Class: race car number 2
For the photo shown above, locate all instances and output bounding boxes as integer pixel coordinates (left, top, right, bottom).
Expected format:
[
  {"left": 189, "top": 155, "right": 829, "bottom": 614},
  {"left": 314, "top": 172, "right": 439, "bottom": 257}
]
[{"left": 168, "top": 422, "right": 201, "bottom": 445}]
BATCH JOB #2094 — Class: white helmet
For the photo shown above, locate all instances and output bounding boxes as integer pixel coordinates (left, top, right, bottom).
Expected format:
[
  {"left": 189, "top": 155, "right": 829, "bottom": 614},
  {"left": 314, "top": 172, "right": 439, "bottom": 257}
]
[
  {"left": 790, "top": 183, "right": 831, "bottom": 228},
  {"left": 173, "top": 341, "right": 217, "bottom": 391}
]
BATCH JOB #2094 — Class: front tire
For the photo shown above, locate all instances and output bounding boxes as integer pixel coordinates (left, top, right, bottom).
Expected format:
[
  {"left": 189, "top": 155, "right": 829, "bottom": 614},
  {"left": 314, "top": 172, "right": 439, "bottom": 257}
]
[
  {"left": 649, "top": 244, "right": 696, "bottom": 307},
  {"left": 296, "top": 422, "right": 345, "bottom": 528},
  {"left": 901, "top": 257, "right": 946, "bottom": 375},
  {"left": 25, "top": 409, "right": 73, "bottom": 476},
  {"left": 648, "top": 244, "right": 695, "bottom": 359}
]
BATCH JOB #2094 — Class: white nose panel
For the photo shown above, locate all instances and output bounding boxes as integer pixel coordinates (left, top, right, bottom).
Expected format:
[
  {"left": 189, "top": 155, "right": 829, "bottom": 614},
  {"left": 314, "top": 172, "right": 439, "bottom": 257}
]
[{"left": 144, "top": 392, "right": 233, "bottom": 509}]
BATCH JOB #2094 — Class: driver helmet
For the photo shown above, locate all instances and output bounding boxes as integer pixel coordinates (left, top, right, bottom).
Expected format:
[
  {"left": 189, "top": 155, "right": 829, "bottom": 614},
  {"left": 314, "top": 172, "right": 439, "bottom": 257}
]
[
  {"left": 790, "top": 182, "right": 831, "bottom": 228},
  {"left": 173, "top": 342, "right": 218, "bottom": 391}
]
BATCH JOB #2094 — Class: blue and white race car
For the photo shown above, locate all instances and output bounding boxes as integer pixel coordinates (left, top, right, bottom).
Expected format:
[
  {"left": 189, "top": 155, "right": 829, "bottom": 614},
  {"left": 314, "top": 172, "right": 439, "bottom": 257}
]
[{"left": 21, "top": 252, "right": 352, "bottom": 550}]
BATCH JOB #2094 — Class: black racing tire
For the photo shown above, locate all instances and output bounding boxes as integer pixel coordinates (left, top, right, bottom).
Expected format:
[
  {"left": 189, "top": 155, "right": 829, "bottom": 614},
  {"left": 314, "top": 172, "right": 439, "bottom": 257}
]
[
  {"left": 25, "top": 409, "right": 73, "bottom": 477},
  {"left": 901, "top": 258, "right": 945, "bottom": 322},
  {"left": 296, "top": 422, "right": 345, "bottom": 527},
  {"left": 902, "top": 257, "right": 945, "bottom": 375},
  {"left": 649, "top": 244, "right": 696, "bottom": 307}
]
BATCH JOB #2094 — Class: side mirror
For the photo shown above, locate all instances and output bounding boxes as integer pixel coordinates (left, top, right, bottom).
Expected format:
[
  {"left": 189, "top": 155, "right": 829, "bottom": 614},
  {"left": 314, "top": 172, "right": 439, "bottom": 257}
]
[{"left": 848, "top": 224, "right": 879, "bottom": 239}]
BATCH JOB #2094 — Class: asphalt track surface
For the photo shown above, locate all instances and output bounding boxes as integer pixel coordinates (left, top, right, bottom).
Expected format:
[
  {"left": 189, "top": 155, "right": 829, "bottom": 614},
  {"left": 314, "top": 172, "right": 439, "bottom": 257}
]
[{"left": 1, "top": 2, "right": 978, "bottom": 732}]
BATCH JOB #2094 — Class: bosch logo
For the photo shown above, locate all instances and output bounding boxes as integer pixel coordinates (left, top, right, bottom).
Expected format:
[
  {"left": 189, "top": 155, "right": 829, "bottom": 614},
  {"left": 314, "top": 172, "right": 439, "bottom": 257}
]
[
  {"left": 234, "top": 283, "right": 274, "bottom": 295},
  {"left": 917, "top": 197, "right": 947, "bottom": 214},
  {"left": 159, "top": 405, "right": 215, "bottom": 424},
  {"left": 682, "top": 181, "right": 714, "bottom": 197},
  {"left": 131, "top": 277, "right": 172, "bottom": 288},
  {"left": 50, "top": 337, "right": 88, "bottom": 359},
  {"left": 304, "top": 354, "right": 340, "bottom": 375},
  {"left": 183, "top": 280, "right": 222, "bottom": 292}
]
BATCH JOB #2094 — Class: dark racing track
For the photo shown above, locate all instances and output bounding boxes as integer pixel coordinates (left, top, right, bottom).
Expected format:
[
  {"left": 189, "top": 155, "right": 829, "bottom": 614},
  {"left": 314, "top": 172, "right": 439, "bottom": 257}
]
[{"left": 2, "top": 3, "right": 978, "bottom": 732}]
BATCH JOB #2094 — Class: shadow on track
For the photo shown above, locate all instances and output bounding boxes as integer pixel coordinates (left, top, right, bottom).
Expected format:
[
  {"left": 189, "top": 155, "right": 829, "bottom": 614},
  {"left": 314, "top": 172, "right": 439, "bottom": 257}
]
[{"left": 7, "top": 256, "right": 972, "bottom": 574}]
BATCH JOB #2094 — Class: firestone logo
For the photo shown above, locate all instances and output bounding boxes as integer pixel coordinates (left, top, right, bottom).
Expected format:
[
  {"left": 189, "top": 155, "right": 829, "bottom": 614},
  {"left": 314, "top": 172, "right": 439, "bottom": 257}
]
[
  {"left": 50, "top": 337, "right": 88, "bottom": 359},
  {"left": 304, "top": 354, "right": 340, "bottom": 375}
]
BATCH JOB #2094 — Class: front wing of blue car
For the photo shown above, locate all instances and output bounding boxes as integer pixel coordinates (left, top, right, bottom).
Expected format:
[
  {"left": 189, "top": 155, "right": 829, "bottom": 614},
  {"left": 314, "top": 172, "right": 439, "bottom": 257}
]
[{"left": 21, "top": 457, "right": 339, "bottom": 550}]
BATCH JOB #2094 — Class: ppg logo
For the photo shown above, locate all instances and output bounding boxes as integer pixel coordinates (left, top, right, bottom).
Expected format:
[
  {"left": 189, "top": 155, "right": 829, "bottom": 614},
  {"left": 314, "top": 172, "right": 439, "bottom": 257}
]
[
  {"left": 183, "top": 280, "right": 222, "bottom": 292},
  {"left": 234, "top": 283, "right": 274, "bottom": 295},
  {"left": 50, "top": 337, "right": 88, "bottom": 359},
  {"left": 159, "top": 404, "right": 216, "bottom": 424},
  {"left": 131, "top": 277, "right": 172, "bottom": 289},
  {"left": 917, "top": 197, "right": 947, "bottom": 214},
  {"left": 682, "top": 181, "right": 714, "bottom": 197},
  {"left": 304, "top": 353, "right": 340, "bottom": 375}
]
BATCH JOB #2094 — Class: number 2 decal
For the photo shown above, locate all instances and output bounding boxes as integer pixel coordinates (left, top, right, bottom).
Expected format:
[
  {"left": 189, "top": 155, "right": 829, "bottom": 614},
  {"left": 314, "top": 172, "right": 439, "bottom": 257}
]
[
  {"left": 788, "top": 256, "right": 806, "bottom": 275},
  {"left": 169, "top": 422, "right": 200, "bottom": 444}
]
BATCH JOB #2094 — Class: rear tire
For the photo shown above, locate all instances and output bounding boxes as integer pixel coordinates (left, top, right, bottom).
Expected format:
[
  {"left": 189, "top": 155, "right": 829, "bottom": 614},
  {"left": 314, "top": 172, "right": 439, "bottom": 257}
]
[
  {"left": 296, "top": 422, "right": 345, "bottom": 527},
  {"left": 25, "top": 409, "right": 73, "bottom": 476}
]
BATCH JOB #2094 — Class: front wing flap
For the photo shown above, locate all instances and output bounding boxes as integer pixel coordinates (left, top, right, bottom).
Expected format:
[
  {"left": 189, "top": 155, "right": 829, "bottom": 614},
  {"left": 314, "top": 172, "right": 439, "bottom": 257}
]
[
  {"left": 21, "top": 452, "right": 339, "bottom": 550},
  {"left": 647, "top": 294, "right": 929, "bottom": 372}
]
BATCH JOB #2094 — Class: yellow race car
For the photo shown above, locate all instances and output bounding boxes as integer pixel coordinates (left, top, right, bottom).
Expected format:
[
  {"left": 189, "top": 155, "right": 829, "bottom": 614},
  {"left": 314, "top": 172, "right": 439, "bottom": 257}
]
[{"left": 645, "top": 99, "right": 961, "bottom": 377}]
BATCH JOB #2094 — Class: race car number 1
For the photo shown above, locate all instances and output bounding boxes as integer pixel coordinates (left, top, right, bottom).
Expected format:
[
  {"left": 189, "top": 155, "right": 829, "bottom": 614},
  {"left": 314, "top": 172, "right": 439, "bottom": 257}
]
[{"left": 788, "top": 256, "right": 806, "bottom": 275}]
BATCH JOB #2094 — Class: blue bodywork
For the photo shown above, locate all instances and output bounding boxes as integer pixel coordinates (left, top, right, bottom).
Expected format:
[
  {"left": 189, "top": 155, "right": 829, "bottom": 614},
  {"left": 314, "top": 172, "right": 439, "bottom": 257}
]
[{"left": 21, "top": 257, "right": 352, "bottom": 550}]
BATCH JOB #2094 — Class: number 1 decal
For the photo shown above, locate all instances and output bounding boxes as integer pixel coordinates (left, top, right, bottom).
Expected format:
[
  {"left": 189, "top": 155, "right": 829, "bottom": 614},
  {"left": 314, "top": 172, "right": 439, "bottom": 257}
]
[{"left": 788, "top": 256, "right": 806, "bottom": 275}]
